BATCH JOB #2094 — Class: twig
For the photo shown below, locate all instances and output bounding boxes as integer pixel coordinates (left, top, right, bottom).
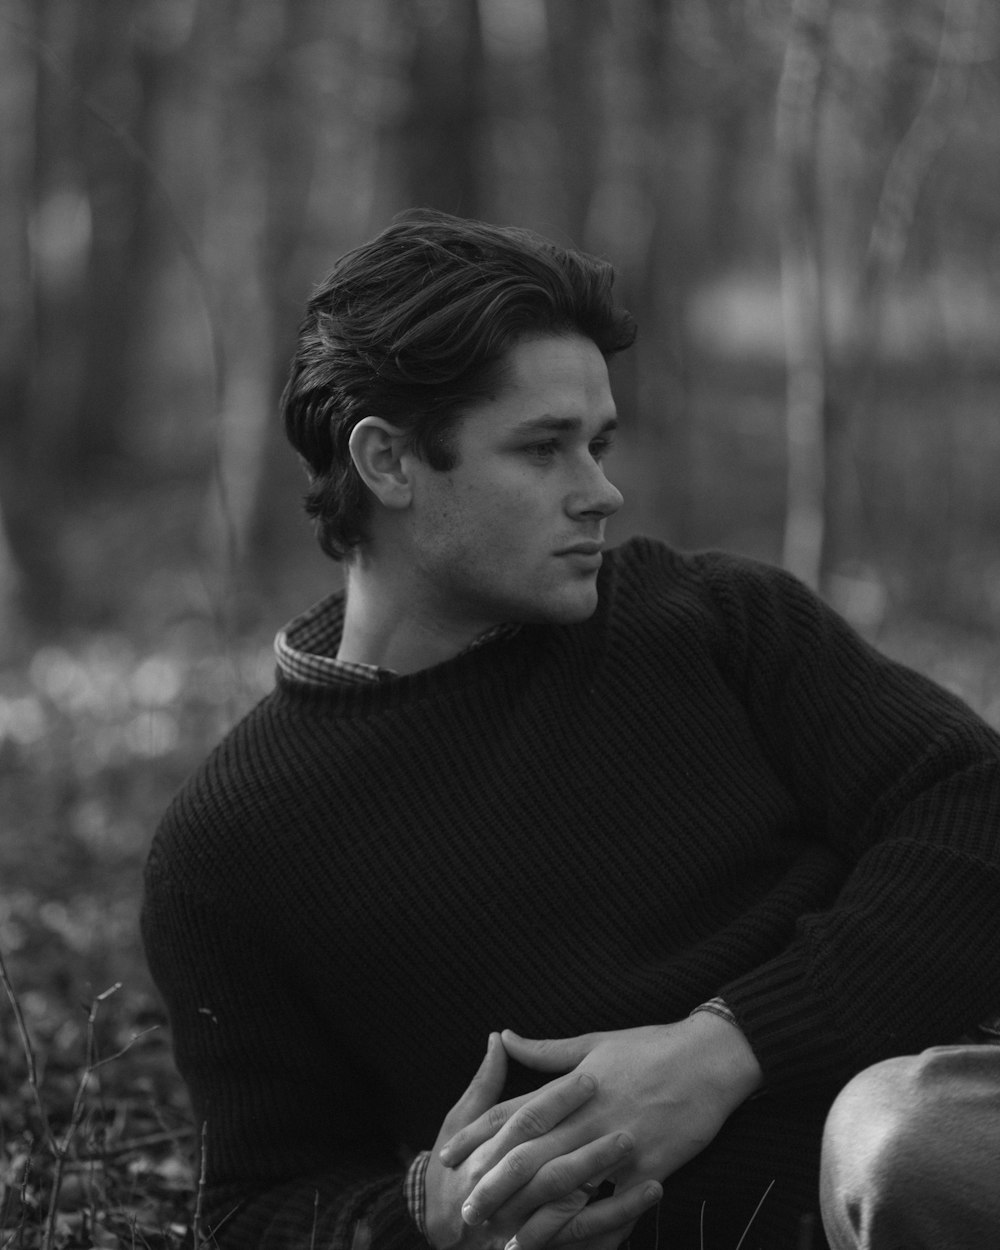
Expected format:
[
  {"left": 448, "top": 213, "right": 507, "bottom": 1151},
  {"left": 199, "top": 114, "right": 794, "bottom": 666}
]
[
  {"left": 0, "top": 944, "right": 55, "bottom": 1149},
  {"left": 733, "top": 1178, "right": 776, "bottom": 1250},
  {"left": 71, "top": 1125, "right": 196, "bottom": 1163},
  {"left": 193, "top": 1119, "right": 208, "bottom": 1248},
  {"left": 11, "top": 1151, "right": 32, "bottom": 1249},
  {"left": 89, "top": 1023, "right": 161, "bottom": 1074},
  {"left": 43, "top": 984, "right": 123, "bottom": 1250}
]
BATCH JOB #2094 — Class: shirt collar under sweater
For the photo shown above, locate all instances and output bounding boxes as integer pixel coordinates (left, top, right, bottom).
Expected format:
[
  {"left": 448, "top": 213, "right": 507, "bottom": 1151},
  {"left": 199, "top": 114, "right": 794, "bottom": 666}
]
[{"left": 274, "top": 592, "right": 521, "bottom": 690}]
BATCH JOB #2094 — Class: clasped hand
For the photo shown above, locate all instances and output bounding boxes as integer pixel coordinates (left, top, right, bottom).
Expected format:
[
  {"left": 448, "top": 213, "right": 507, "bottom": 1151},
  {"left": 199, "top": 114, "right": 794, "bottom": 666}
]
[{"left": 424, "top": 1016, "right": 762, "bottom": 1250}]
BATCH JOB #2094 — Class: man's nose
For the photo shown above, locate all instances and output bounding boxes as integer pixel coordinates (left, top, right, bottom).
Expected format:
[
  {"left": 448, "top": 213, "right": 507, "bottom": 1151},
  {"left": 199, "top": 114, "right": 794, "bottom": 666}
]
[{"left": 568, "top": 461, "right": 624, "bottom": 519}]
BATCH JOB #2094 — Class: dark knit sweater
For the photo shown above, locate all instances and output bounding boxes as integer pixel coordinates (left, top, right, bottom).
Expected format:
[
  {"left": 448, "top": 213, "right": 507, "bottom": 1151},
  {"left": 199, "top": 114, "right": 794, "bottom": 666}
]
[{"left": 142, "top": 538, "right": 1000, "bottom": 1250}]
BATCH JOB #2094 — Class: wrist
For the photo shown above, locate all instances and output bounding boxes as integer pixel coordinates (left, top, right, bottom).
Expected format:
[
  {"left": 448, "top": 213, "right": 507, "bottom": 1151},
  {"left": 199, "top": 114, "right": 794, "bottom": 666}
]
[
  {"left": 686, "top": 1008, "right": 764, "bottom": 1108},
  {"left": 423, "top": 1155, "right": 467, "bottom": 1250}
]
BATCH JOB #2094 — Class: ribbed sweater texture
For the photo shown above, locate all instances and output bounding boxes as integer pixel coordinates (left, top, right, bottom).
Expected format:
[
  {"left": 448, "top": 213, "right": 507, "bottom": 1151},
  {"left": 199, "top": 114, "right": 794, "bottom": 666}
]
[{"left": 142, "top": 538, "right": 1000, "bottom": 1249}]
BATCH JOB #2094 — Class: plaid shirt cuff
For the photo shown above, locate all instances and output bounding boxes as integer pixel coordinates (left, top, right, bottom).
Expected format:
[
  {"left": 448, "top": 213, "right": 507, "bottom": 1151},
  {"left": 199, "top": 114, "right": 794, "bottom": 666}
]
[{"left": 404, "top": 1149, "right": 432, "bottom": 1237}]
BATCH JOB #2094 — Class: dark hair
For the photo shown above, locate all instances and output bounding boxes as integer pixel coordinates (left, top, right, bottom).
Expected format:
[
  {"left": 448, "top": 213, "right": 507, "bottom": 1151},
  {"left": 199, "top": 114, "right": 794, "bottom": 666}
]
[{"left": 281, "top": 208, "right": 636, "bottom": 559}]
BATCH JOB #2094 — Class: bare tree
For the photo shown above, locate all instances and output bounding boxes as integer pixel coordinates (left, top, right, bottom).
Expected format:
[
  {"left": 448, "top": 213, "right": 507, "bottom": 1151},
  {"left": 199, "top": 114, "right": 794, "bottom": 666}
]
[
  {"left": 389, "top": 0, "right": 488, "bottom": 215},
  {"left": 775, "top": 0, "right": 834, "bottom": 590}
]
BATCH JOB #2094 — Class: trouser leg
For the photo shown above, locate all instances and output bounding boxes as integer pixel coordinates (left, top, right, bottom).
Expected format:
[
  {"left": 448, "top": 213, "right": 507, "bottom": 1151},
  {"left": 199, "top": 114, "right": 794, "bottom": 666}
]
[{"left": 819, "top": 1044, "right": 1000, "bottom": 1250}]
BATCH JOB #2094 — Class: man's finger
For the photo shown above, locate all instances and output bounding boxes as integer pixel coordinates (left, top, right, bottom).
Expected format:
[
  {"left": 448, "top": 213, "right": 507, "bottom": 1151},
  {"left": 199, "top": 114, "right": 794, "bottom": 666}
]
[
  {"left": 501, "top": 1031, "right": 594, "bottom": 1073},
  {"left": 545, "top": 1179, "right": 662, "bottom": 1249},
  {"left": 467, "top": 1131, "right": 633, "bottom": 1228},
  {"left": 441, "top": 1072, "right": 597, "bottom": 1171},
  {"left": 444, "top": 1033, "right": 508, "bottom": 1134},
  {"left": 495, "top": 1187, "right": 592, "bottom": 1250}
]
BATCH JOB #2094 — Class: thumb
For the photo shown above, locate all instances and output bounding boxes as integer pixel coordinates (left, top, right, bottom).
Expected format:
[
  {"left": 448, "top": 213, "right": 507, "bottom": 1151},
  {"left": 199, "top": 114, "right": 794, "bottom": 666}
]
[
  {"left": 451, "top": 1031, "right": 508, "bottom": 1123},
  {"left": 501, "top": 1030, "right": 593, "bottom": 1072}
]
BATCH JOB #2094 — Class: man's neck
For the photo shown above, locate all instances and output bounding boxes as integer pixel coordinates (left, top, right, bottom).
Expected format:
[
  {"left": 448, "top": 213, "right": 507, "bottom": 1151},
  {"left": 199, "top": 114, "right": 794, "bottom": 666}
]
[{"left": 337, "top": 558, "right": 494, "bottom": 676}]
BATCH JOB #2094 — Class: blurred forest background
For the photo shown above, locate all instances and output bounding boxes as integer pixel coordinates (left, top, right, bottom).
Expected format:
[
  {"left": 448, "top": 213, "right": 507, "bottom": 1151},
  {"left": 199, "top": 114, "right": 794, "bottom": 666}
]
[{"left": 1, "top": 0, "right": 1000, "bottom": 1243}]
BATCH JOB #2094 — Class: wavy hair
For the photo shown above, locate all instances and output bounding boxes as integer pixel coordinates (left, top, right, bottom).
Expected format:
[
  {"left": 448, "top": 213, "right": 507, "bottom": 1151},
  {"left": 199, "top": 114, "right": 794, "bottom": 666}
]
[{"left": 281, "top": 209, "right": 636, "bottom": 559}]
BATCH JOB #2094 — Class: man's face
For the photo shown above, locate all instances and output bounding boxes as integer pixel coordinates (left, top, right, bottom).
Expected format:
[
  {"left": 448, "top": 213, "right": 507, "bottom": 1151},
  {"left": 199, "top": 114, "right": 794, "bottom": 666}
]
[{"left": 402, "top": 333, "right": 623, "bottom": 633}]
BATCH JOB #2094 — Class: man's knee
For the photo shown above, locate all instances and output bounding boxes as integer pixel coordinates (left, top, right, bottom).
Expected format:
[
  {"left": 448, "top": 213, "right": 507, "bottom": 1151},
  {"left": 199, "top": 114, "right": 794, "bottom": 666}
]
[
  {"left": 821, "top": 1056, "right": 921, "bottom": 1221},
  {"left": 820, "top": 1047, "right": 1000, "bottom": 1249}
]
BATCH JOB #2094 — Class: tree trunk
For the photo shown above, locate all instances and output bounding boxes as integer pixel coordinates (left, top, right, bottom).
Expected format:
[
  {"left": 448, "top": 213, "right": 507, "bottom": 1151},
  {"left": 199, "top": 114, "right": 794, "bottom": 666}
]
[
  {"left": 775, "top": 0, "right": 833, "bottom": 590},
  {"left": 545, "top": 0, "right": 605, "bottom": 244},
  {"left": 0, "top": 0, "right": 35, "bottom": 643},
  {"left": 393, "top": 0, "right": 488, "bottom": 215},
  {"left": 0, "top": 0, "right": 90, "bottom": 627}
]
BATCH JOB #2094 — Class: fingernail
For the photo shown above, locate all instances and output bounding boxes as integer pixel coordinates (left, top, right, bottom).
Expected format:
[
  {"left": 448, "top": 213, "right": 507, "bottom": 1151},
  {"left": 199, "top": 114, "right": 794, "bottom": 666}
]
[
  {"left": 644, "top": 1183, "right": 662, "bottom": 1203},
  {"left": 504, "top": 1239, "right": 520, "bottom": 1250},
  {"left": 616, "top": 1133, "right": 632, "bottom": 1153},
  {"left": 462, "top": 1203, "right": 482, "bottom": 1226},
  {"left": 438, "top": 1146, "right": 453, "bottom": 1165}
]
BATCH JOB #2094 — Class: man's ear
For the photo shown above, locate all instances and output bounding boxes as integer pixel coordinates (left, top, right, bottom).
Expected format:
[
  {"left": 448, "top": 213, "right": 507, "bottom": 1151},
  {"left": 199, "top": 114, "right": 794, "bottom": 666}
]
[{"left": 348, "top": 417, "right": 413, "bottom": 509}]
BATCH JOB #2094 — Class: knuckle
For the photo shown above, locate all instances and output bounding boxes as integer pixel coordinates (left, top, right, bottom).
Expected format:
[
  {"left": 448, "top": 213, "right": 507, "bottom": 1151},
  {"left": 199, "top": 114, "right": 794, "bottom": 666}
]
[
  {"left": 556, "top": 1209, "right": 596, "bottom": 1243},
  {"left": 512, "top": 1102, "right": 549, "bottom": 1139},
  {"left": 502, "top": 1145, "right": 534, "bottom": 1182},
  {"left": 550, "top": 1187, "right": 589, "bottom": 1216},
  {"left": 487, "top": 1103, "right": 511, "bottom": 1134},
  {"left": 536, "top": 1157, "right": 576, "bottom": 1199}
]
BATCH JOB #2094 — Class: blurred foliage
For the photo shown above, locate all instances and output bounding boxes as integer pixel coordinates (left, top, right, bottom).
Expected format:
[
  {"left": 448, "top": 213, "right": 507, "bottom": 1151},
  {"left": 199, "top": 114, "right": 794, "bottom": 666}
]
[{"left": 0, "top": 635, "right": 271, "bottom": 1247}]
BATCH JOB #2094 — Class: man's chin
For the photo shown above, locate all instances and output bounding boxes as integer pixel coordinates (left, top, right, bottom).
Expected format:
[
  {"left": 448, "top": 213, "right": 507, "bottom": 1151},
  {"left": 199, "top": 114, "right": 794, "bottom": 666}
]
[{"left": 533, "top": 585, "right": 600, "bottom": 626}]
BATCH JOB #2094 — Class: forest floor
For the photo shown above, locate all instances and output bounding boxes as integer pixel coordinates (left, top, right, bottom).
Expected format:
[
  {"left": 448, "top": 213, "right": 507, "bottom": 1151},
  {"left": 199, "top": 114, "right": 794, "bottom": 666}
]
[
  {"left": 1, "top": 617, "right": 999, "bottom": 1248},
  {"left": 0, "top": 630, "right": 273, "bottom": 1248}
]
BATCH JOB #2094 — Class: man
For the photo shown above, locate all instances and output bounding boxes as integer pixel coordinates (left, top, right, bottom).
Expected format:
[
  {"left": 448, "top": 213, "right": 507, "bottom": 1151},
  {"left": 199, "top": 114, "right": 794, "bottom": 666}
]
[{"left": 142, "top": 210, "right": 1000, "bottom": 1250}]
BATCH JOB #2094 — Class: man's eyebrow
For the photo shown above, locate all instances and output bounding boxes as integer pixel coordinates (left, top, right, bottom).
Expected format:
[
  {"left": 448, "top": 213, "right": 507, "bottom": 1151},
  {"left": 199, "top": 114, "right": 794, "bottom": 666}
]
[{"left": 511, "top": 415, "right": 618, "bottom": 434}]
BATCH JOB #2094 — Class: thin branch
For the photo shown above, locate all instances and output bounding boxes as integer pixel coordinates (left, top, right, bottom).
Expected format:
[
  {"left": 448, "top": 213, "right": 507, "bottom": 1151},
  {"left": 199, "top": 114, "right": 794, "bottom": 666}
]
[
  {"left": 67, "top": 1124, "right": 196, "bottom": 1164},
  {"left": 0, "top": 944, "right": 55, "bottom": 1149},
  {"left": 734, "top": 1178, "right": 776, "bottom": 1250},
  {"left": 193, "top": 1119, "right": 209, "bottom": 1248},
  {"left": 44, "top": 985, "right": 124, "bottom": 1250}
]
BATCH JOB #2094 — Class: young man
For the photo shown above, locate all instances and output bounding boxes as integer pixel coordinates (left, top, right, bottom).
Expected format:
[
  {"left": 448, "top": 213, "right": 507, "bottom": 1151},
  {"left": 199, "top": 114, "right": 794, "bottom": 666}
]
[{"left": 142, "top": 210, "right": 1000, "bottom": 1250}]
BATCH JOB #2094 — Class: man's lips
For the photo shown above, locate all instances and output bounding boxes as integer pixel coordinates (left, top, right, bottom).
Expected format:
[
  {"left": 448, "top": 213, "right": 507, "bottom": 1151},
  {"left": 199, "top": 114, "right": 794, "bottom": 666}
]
[
  {"left": 554, "top": 541, "right": 604, "bottom": 569},
  {"left": 554, "top": 541, "right": 604, "bottom": 556}
]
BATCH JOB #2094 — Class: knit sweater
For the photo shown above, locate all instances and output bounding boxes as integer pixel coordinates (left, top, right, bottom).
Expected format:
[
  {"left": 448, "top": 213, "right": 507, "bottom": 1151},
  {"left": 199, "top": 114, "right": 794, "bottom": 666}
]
[{"left": 141, "top": 538, "right": 1000, "bottom": 1250}]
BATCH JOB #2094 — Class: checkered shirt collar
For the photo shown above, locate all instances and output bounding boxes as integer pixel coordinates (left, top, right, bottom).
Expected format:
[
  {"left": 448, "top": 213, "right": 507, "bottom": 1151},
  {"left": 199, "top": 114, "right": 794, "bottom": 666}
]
[{"left": 274, "top": 592, "right": 520, "bottom": 689}]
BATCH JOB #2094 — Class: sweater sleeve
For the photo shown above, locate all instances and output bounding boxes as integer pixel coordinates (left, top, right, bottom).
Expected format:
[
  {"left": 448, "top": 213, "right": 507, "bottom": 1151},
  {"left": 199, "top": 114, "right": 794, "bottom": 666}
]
[
  {"left": 141, "top": 856, "right": 427, "bottom": 1250},
  {"left": 699, "top": 553, "right": 1000, "bottom": 1091}
]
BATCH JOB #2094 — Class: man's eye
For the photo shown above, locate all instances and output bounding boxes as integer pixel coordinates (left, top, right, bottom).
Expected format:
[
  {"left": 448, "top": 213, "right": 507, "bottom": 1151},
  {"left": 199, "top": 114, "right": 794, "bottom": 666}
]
[
  {"left": 525, "top": 441, "right": 558, "bottom": 459},
  {"left": 590, "top": 437, "right": 614, "bottom": 461}
]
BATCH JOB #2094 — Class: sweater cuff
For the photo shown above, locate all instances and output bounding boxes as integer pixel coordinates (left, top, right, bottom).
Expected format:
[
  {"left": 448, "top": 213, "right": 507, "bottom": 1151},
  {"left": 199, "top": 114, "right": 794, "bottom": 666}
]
[{"left": 720, "top": 947, "right": 848, "bottom": 1093}]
